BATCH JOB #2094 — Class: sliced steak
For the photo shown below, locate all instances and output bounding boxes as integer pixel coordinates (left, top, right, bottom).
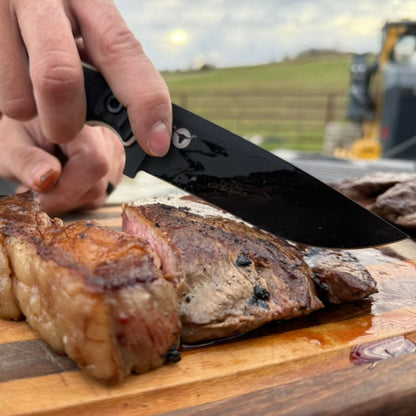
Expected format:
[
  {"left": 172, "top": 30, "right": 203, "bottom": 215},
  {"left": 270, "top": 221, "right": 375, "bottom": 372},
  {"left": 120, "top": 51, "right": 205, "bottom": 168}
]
[
  {"left": 122, "top": 196, "right": 323, "bottom": 344},
  {"left": 303, "top": 248, "right": 378, "bottom": 304},
  {"left": 331, "top": 172, "right": 416, "bottom": 212},
  {"left": 0, "top": 191, "right": 181, "bottom": 383},
  {"left": 332, "top": 172, "right": 416, "bottom": 229},
  {"left": 0, "top": 233, "right": 21, "bottom": 320},
  {"left": 331, "top": 172, "right": 416, "bottom": 204},
  {"left": 372, "top": 179, "right": 416, "bottom": 229}
]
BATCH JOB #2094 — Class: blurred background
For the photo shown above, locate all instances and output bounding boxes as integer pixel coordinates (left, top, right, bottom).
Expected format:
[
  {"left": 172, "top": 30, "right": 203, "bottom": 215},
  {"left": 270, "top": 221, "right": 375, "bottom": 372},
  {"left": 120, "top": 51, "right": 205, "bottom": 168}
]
[{"left": 113, "top": 0, "right": 416, "bottom": 158}]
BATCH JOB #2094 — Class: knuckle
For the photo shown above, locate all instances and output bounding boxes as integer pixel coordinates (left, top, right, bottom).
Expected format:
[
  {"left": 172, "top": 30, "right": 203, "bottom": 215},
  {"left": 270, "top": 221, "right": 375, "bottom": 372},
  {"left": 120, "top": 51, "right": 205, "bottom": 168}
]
[
  {"left": 31, "top": 55, "right": 82, "bottom": 98},
  {"left": 100, "top": 24, "right": 143, "bottom": 61},
  {"left": 84, "top": 146, "right": 111, "bottom": 177}
]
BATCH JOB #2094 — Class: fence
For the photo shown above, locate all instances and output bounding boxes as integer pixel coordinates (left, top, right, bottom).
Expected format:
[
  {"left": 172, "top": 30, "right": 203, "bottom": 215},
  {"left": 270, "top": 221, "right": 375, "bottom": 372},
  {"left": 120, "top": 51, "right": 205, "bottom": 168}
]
[{"left": 169, "top": 89, "right": 348, "bottom": 152}]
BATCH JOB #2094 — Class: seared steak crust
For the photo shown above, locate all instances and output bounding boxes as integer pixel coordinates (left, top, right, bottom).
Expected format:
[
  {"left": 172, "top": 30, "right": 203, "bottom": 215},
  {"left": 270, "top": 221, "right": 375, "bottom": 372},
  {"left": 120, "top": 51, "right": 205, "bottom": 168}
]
[
  {"left": 303, "top": 248, "right": 378, "bottom": 304},
  {"left": 0, "top": 191, "right": 180, "bottom": 383},
  {"left": 123, "top": 197, "right": 323, "bottom": 344}
]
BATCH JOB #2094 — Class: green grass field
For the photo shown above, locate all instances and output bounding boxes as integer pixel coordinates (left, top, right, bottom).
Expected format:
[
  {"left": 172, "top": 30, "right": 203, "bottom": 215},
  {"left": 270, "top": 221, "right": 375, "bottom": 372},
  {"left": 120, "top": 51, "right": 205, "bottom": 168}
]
[
  {"left": 162, "top": 53, "right": 352, "bottom": 152},
  {"left": 163, "top": 53, "right": 351, "bottom": 91}
]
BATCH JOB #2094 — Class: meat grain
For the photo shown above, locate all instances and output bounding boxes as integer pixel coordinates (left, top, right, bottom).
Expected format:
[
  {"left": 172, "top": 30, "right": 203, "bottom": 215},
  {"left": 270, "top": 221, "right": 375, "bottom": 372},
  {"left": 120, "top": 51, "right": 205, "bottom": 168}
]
[
  {"left": 122, "top": 196, "right": 324, "bottom": 343},
  {"left": 0, "top": 191, "right": 181, "bottom": 383}
]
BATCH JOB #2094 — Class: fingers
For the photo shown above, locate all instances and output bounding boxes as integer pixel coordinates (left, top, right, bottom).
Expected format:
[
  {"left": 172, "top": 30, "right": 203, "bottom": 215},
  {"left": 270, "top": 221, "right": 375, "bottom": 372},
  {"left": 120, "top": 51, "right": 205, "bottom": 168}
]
[
  {"left": 37, "top": 125, "right": 125, "bottom": 215},
  {"left": 12, "top": 0, "right": 85, "bottom": 143},
  {"left": 0, "top": 116, "right": 124, "bottom": 215},
  {"left": 70, "top": 0, "right": 172, "bottom": 156},
  {"left": 0, "top": 1, "right": 36, "bottom": 120},
  {"left": 0, "top": 117, "right": 61, "bottom": 192},
  {"left": 1, "top": 0, "right": 171, "bottom": 158}
]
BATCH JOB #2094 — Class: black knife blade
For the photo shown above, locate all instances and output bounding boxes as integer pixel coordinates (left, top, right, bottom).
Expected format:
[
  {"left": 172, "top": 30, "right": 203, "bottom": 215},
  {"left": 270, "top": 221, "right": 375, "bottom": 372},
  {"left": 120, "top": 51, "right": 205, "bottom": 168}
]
[{"left": 83, "top": 65, "right": 407, "bottom": 248}]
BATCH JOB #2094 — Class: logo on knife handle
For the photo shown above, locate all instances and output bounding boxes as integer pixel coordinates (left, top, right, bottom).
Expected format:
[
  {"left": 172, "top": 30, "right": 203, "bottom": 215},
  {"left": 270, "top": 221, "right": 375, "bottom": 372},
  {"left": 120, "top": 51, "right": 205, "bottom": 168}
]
[{"left": 172, "top": 127, "right": 196, "bottom": 149}]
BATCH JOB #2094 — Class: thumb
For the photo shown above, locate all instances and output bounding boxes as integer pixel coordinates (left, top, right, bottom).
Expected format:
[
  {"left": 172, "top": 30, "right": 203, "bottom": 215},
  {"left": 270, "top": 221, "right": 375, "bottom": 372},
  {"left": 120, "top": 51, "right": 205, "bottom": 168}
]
[
  {"left": 19, "top": 153, "right": 61, "bottom": 193},
  {"left": 0, "top": 119, "right": 62, "bottom": 193},
  {"left": 10, "top": 147, "right": 61, "bottom": 193}
]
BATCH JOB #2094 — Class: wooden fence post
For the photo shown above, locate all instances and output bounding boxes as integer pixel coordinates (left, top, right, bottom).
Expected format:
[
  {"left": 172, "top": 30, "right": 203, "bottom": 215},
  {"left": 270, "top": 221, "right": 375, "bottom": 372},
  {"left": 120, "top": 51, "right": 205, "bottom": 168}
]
[{"left": 325, "top": 93, "right": 336, "bottom": 122}]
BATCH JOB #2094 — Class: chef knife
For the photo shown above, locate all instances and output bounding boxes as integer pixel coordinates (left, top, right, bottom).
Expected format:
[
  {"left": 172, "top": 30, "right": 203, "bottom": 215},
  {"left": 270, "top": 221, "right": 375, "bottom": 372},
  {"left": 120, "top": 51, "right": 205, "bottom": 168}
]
[{"left": 83, "top": 64, "right": 407, "bottom": 248}]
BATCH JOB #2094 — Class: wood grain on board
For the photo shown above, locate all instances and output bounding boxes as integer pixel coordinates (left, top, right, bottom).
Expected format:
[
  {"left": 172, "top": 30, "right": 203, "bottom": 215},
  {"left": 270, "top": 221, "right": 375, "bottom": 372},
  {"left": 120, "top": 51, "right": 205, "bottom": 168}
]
[{"left": 1, "top": 205, "right": 416, "bottom": 416}]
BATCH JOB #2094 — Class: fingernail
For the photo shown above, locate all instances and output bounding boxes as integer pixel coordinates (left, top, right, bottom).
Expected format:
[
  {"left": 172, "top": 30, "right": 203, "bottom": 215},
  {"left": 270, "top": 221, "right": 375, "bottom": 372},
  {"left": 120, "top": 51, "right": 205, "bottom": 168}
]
[
  {"left": 148, "top": 121, "right": 171, "bottom": 157},
  {"left": 31, "top": 165, "right": 59, "bottom": 193}
]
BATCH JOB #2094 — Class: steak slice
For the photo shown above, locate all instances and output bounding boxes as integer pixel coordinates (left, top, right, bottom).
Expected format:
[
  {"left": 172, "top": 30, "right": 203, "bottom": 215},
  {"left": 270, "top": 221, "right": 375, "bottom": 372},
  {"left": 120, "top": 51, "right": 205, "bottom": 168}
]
[
  {"left": 332, "top": 172, "right": 416, "bottom": 229},
  {"left": 303, "top": 248, "right": 378, "bottom": 304},
  {"left": 122, "top": 196, "right": 323, "bottom": 344},
  {"left": 0, "top": 191, "right": 181, "bottom": 383},
  {"left": 0, "top": 234, "right": 21, "bottom": 320},
  {"left": 371, "top": 179, "right": 416, "bottom": 229},
  {"left": 331, "top": 172, "right": 416, "bottom": 207}
]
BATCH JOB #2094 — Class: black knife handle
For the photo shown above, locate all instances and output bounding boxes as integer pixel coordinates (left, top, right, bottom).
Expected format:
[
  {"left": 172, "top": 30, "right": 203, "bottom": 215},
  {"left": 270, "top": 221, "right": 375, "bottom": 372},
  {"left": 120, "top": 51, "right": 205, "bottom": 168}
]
[{"left": 83, "top": 64, "right": 146, "bottom": 177}]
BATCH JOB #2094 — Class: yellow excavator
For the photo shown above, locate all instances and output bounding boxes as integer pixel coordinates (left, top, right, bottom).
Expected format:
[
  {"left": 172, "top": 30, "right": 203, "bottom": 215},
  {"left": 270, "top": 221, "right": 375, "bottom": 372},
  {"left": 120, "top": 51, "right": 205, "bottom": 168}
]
[{"left": 326, "top": 20, "right": 416, "bottom": 160}]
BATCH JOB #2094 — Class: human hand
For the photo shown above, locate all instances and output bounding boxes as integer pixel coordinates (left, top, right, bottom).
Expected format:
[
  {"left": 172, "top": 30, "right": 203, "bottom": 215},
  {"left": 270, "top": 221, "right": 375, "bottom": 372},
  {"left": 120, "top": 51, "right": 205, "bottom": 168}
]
[
  {"left": 0, "top": 115, "right": 125, "bottom": 215},
  {"left": 0, "top": 0, "right": 171, "bottom": 157}
]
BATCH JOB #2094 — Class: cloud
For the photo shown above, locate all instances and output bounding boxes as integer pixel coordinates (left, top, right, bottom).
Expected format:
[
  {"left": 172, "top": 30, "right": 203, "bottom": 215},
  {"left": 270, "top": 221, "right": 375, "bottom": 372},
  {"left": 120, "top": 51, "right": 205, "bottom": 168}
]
[{"left": 114, "top": 0, "right": 416, "bottom": 70}]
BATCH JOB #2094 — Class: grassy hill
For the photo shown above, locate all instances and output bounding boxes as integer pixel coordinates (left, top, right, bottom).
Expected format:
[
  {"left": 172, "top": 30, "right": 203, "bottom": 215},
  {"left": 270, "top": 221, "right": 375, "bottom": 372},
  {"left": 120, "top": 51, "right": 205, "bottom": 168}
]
[
  {"left": 163, "top": 53, "right": 351, "bottom": 91},
  {"left": 162, "top": 53, "right": 353, "bottom": 152}
]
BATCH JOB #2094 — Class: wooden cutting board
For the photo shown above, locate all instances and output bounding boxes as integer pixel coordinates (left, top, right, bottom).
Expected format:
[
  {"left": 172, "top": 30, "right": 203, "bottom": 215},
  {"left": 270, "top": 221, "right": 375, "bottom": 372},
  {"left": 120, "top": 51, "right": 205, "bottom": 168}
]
[{"left": 1, "top": 204, "right": 416, "bottom": 416}]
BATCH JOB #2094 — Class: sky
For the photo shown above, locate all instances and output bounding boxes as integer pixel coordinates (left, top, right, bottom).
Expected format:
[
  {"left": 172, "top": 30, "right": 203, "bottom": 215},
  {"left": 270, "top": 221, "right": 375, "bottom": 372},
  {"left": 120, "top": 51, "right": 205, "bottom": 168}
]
[{"left": 114, "top": 0, "right": 416, "bottom": 71}]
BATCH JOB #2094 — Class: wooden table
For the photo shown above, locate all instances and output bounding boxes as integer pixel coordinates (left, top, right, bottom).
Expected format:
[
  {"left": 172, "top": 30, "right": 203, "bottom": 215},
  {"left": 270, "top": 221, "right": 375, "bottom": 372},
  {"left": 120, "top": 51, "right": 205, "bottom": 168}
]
[{"left": 1, "top": 204, "right": 416, "bottom": 415}]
